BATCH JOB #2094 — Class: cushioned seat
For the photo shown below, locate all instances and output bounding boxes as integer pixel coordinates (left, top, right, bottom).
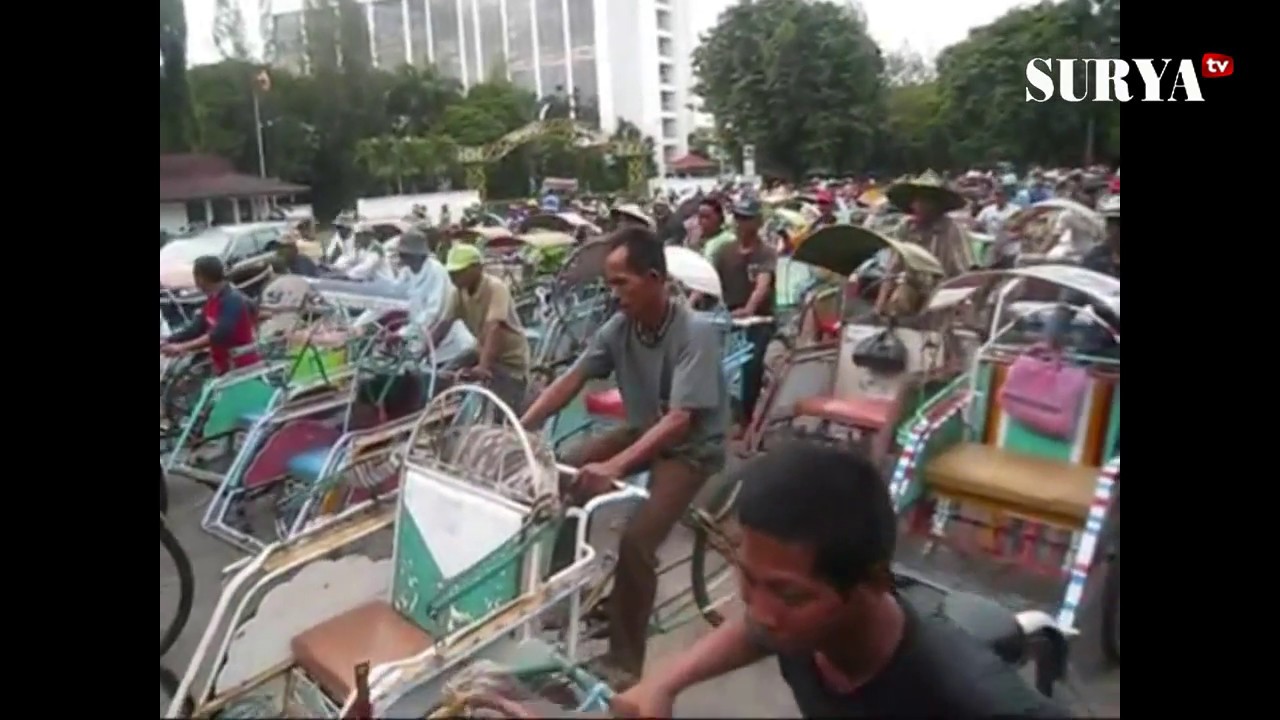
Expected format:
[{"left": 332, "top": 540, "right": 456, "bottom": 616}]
[
  {"left": 585, "top": 388, "right": 625, "bottom": 420},
  {"left": 291, "top": 600, "right": 433, "bottom": 701},
  {"left": 924, "top": 443, "right": 1098, "bottom": 527},
  {"left": 816, "top": 317, "right": 841, "bottom": 337},
  {"left": 237, "top": 410, "right": 266, "bottom": 429},
  {"left": 793, "top": 395, "right": 895, "bottom": 430},
  {"left": 287, "top": 446, "right": 334, "bottom": 482}
]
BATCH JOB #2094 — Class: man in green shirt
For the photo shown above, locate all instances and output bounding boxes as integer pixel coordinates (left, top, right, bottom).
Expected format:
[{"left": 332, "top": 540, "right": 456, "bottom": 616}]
[{"left": 694, "top": 198, "right": 735, "bottom": 260}]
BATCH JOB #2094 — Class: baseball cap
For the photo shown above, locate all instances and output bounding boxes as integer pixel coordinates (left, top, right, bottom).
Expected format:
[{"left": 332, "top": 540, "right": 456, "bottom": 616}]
[
  {"left": 444, "top": 243, "right": 483, "bottom": 272},
  {"left": 732, "top": 197, "right": 762, "bottom": 218}
]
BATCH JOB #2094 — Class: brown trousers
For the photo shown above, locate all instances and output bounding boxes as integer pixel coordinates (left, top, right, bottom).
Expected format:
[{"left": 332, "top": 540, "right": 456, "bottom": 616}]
[{"left": 552, "top": 427, "right": 712, "bottom": 676}]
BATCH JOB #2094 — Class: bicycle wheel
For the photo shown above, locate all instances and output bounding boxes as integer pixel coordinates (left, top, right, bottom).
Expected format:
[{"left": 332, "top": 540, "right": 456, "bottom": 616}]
[
  {"left": 160, "top": 663, "right": 195, "bottom": 718},
  {"left": 160, "top": 517, "right": 195, "bottom": 658},
  {"left": 689, "top": 477, "right": 743, "bottom": 627}
]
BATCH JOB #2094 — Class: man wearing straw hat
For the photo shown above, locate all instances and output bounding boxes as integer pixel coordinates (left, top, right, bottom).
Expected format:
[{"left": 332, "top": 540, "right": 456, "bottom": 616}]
[
  {"left": 873, "top": 170, "right": 973, "bottom": 317},
  {"left": 432, "top": 243, "right": 531, "bottom": 412}
]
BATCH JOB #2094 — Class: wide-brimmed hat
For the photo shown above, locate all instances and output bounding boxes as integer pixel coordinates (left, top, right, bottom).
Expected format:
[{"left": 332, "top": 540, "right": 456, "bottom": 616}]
[
  {"left": 397, "top": 228, "right": 431, "bottom": 256},
  {"left": 611, "top": 203, "right": 655, "bottom": 228},
  {"left": 886, "top": 169, "right": 966, "bottom": 213}
]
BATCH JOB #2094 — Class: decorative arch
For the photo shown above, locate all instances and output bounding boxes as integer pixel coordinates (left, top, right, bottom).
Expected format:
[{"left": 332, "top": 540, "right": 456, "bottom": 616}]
[{"left": 458, "top": 119, "right": 650, "bottom": 200}]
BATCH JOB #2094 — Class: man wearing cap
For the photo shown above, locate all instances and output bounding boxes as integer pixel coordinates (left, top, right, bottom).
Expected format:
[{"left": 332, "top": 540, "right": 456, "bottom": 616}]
[
  {"left": 708, "top": 196, "right": 776, "bottom": 432},
  {"left": 432, "top": 243, "right": 531, "bottom": 412},
  {"left": 811, "top": 189, "right": 838, "bottom": 229}
]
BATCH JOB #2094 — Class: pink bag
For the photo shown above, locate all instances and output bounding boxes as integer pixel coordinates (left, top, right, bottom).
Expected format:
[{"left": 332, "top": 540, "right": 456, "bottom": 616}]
[{"left": 998, "top": 347, "right": 1089, "bottom": 440}]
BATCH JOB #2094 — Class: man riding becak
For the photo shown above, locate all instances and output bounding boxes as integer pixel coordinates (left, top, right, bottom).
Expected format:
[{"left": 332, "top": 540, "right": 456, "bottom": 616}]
[
  {"left": 431, "top": 243, "right": 532, "bottom": 413},
  {"left": 521, "top": 226, "right": 730, "bottom": 686},
  {"left": 703, "top": 197, "right": 776, "bottom": 437},
  {"left": 875, "top": 170, "right": 973, "bottom": 316},
  {"left": 160, "top": 256, "right": 261, "bottom": 375}
]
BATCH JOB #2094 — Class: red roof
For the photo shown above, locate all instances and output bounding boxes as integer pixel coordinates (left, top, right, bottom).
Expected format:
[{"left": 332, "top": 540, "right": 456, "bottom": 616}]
[
  {"left": 159, "top": 154, "right": 308, "bottom": 202},
  {"left": 668, "top": 153, "right": 718, "bottom": 172}
]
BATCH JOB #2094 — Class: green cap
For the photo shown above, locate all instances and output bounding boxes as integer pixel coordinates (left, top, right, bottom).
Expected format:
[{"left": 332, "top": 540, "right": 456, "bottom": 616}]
[{"left": 445, "top": 243, "right": 483, "bottom": 272}]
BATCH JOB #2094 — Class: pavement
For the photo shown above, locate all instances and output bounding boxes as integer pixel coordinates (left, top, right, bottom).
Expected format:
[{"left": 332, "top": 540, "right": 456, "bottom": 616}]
[{"left": 161, "top": 465, "right": 1118, "bottom": 718}]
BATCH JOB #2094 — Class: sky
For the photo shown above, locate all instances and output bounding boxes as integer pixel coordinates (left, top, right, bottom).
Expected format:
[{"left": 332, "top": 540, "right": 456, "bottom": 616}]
[{"left": 186, "top": 0, "right": 1032, "bottom": 68}]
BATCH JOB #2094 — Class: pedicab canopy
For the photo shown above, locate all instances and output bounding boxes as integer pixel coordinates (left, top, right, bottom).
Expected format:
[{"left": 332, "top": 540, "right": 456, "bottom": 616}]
[
  {"left": 792, "top": 224, "right": 945, "bottom": 279},
  {"left": 519, "top": 211, "right": 602, "bottom": 236},
  {"left": 457, "top": 225, "right": 520, "bottom": 253},
  {"left": 924, "top": 265, "right": 1120, "bottom": 319},
  {"left": 551, "top": 235, "right": 724, "bottom": 300},
  {"left": 886, "top": 169, "right": 967, "bottom": 213}
]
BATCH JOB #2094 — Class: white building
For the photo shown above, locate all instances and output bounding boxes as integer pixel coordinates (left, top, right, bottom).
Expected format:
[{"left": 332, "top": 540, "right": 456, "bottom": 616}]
[{"left": 265, "top": 0, "right": 694, "bottom": 172}]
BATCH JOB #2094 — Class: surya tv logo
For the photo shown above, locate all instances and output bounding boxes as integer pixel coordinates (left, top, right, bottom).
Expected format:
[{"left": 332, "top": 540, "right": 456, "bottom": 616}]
[{"left": 1024, "top": 54, "right": 1233, "bottom": 102}]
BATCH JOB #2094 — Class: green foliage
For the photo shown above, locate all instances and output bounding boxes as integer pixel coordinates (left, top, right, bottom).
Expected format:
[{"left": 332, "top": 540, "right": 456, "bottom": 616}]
[
  {"left": 693, "top": 0, "right": 884, "bottom": 179},
  {"left": 159, "top": 0, "right": 196, "bottom": 152},
  {"left": 694, "top": 0, "right": 1121, "bottom": 176}
]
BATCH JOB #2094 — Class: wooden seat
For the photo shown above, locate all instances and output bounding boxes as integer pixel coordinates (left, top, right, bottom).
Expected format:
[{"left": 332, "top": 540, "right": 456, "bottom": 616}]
[
  {"left": 290, "top": 600, "right": 433, "bottom": 701},
  {"left": 923, "top": 443, "right": 1097, "bottom": 528},
  {"left": 794, "top": 395, "right": 895, "bottom": 430}
]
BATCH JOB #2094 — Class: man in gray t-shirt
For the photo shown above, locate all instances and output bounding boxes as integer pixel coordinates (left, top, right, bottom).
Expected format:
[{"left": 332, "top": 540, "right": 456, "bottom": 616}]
[{"left": 521, "top": 227, "right": 730, "bottom": 683}]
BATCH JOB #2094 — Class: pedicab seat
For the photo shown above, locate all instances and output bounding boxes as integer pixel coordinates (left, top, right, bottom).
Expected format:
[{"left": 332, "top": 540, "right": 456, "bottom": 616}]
[
  {"left": 291, "top": 600, "right": 433, "bottom": 701},
  {"left": 287, "top": 446, "right": 335, "bottom": 482},
  {"left": 584, "top": 388, "right": 625, "bottom": 421},
  {"left": 939, "top": 591, "right": 1025, "bottom": 665},
  {"left": 924, "top": 443, "right": 1096, "bottom": 527},
  {"left": 793, "top": 395, "right": 895, "bottom": 430},
  {"left": 816, "top": 316, "right": 841, "bottom": 337}
]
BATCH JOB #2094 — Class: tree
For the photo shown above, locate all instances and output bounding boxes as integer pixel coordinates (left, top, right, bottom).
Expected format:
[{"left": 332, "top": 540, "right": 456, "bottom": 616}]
[
  {"left": 931, "top": 0, "right": 1119, "bottom": 167},
  {"left": 692, "top": 0, "right": 886, "bottom": 179},
  {"left": 884, "top": 43, "right": 935, "bottom": 87},
  {"left": 159, "top": 0, "right": 197, "bottom": 152}
]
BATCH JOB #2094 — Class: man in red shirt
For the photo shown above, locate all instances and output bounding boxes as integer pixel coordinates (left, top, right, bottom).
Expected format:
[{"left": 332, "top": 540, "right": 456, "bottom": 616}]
[{"left": 160, "top": 256, "right": 260, "bottom": 374}]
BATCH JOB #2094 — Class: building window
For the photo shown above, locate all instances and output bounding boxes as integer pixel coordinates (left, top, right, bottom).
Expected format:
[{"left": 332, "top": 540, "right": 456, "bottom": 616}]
[
  {"left": 663, "top": 144, "right": 679, "bottom": 162},
  {"left": 662, "top": 119, "right": 677, "bottom": 139},
  {"left": 429, "top": 0, "right": 463, "bottom": 79},
  {"left": 476, "top": 0, "right": 505, "bottom": 81},
  {"left": 462, "top": 0, "right": 480, "bottom": 80},
  {"left": 536, "top": 0, "right": 568, "bottom": 99},
  {"left": 272, "top": 11, "right": 306, "bottom": 72},
  {"left": 660, "top": 91, "right": 676, "bottom": 113},
  {"left": 656, "top": 9, "right": 671, "bottom": 32},
  {"left": 508, "top": 0, "right": 536, "bottom": 90},
  {"left": 657, "top": 37, "right": 673, "bottom": 58},
  {"left": 372, "top": 0, "right": 407, "bottom": 69},
  {"left": 658, "top": 63, "right": 673, "bottom": 85},
  {"left": 408, "top": 0, "right": 429, "bottom": 65}
]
